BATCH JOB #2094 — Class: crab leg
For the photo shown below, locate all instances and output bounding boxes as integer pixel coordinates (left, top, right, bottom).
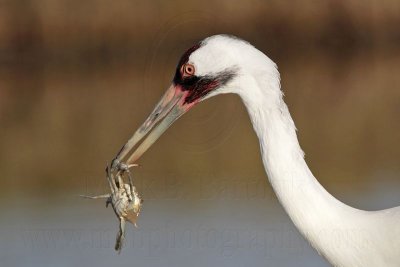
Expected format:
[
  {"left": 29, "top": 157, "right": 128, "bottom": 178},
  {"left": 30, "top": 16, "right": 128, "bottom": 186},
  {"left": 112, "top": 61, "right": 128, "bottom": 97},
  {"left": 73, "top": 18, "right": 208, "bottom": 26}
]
[
  {"left": 115, "top": 217, "right": 126, "bottom": 253},
  {"left": 124, "top": 169, "right": 135, "bottom": 194},
  {"left": 79, "top": 194, "right": 110, "bottom": 199},
  {"left": 106, "top": 164, "right": 117, "bottom": 194},
  {"left": 116, "top": 173, "right": 124, "bottom": 190}
]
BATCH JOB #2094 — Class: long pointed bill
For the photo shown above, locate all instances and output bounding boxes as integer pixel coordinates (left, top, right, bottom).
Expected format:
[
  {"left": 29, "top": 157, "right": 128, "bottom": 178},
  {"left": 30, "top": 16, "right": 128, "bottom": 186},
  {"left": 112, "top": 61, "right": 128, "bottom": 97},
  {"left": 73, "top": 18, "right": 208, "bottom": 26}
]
[{"left": 113, "top": 85, "right": 194, "bottom": 167}]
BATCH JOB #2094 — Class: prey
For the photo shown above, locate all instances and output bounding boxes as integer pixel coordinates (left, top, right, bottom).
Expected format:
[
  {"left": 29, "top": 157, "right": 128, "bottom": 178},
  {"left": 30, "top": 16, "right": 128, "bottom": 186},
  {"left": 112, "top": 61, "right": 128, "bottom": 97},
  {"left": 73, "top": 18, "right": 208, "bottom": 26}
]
[{"left": 81, "top": 165, "right": 143, "bottom": 253}]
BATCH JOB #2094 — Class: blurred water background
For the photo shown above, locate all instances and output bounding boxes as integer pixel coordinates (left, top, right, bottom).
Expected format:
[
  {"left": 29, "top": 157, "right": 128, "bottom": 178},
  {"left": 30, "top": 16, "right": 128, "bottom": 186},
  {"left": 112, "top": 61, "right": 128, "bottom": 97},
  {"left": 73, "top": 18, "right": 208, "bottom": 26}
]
[{"left": 0, "top": 1, "right": 399, "bottom": 266}]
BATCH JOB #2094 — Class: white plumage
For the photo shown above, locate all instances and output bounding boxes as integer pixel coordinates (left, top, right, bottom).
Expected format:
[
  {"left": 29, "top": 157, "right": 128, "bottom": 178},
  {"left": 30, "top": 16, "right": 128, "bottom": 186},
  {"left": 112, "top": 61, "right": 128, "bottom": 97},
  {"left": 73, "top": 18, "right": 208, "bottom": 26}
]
[
  {"left": 113, "top": 35, "right": 400, "bottom": 266},
  {"left": 192, "top": 35, "right": 400, "bottom": 267}
]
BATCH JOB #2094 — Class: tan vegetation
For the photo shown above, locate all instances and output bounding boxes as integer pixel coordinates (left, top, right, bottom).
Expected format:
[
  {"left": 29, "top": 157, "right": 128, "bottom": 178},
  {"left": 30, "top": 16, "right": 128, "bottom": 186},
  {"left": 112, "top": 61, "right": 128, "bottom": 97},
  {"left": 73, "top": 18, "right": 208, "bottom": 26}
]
[{"left": 0, "top": 0, "right": 399, "bottom": 197}]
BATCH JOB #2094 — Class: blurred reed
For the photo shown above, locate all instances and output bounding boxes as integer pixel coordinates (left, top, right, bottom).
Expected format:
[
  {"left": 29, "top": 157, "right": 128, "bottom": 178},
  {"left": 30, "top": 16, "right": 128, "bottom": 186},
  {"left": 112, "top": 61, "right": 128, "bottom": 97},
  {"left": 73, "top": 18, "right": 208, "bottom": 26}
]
[{"left": 0, "top": 0, "right": 399, "bottom": 198}]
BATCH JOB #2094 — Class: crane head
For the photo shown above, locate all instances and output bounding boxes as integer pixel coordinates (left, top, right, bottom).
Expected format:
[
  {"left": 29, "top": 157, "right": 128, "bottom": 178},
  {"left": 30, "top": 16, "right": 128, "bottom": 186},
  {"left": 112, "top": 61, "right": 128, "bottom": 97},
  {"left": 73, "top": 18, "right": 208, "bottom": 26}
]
[{"left": 111, "top": 34, "right": 277, "bottom": 168}]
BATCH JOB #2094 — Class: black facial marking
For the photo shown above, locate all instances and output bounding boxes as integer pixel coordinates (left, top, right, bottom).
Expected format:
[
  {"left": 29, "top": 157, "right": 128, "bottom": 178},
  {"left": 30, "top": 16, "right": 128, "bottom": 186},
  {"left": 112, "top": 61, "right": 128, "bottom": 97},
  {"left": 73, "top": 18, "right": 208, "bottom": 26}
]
[{"left": 182, "top": 68, "right": 237, "bottom": 104}]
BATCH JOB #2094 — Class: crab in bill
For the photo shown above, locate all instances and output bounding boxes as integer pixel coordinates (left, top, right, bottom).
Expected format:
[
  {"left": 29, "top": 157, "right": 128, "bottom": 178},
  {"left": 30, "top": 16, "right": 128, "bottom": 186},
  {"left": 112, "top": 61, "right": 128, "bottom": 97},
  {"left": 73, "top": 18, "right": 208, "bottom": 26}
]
[{"left": 81, "top": 164, "right": 143, "bottom": 253}]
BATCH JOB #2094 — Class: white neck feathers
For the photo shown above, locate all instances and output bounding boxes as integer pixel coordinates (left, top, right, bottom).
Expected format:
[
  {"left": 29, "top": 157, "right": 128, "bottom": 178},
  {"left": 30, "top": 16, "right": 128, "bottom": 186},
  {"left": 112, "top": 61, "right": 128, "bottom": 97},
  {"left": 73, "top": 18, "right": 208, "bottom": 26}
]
[{"left": 238, "top": 67, "right": 369, "bottom": 266}]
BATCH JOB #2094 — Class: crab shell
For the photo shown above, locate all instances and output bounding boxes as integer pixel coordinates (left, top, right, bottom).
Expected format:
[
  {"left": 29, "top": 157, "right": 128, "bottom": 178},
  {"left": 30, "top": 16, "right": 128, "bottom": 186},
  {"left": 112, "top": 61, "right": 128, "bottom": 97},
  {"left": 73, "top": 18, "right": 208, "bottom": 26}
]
[
  {"left": 110, "top": 184, "right": 143, "bottom": 225},
  {"left": 123, "top": 191, "right": 143, "bottom": 225}
]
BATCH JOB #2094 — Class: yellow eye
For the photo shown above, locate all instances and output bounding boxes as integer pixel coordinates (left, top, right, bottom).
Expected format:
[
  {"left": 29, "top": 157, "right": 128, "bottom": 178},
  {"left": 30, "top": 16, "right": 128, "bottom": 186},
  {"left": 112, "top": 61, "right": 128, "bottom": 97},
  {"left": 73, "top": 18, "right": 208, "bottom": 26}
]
[{"left": 181, "top": 63, "right": 195, "bottom": 77}]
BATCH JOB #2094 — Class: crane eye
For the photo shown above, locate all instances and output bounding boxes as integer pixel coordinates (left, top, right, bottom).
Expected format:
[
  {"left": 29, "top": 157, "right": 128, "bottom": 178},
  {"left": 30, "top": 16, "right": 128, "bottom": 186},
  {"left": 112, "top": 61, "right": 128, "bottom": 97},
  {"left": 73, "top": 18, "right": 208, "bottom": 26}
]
[{"left": 181, "top": 63, "right": 195, "bottom": 77}]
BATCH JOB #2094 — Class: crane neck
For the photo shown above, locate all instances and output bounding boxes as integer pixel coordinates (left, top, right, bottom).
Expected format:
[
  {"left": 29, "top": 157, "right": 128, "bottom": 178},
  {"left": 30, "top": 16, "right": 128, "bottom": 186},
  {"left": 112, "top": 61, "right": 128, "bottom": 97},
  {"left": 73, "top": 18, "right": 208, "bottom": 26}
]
[
  {"left": 241, "top": 87, "right": 331, "bottom": 209},
  {"left": 238, "top": 72, "right": 358, "bottom": 262}
]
